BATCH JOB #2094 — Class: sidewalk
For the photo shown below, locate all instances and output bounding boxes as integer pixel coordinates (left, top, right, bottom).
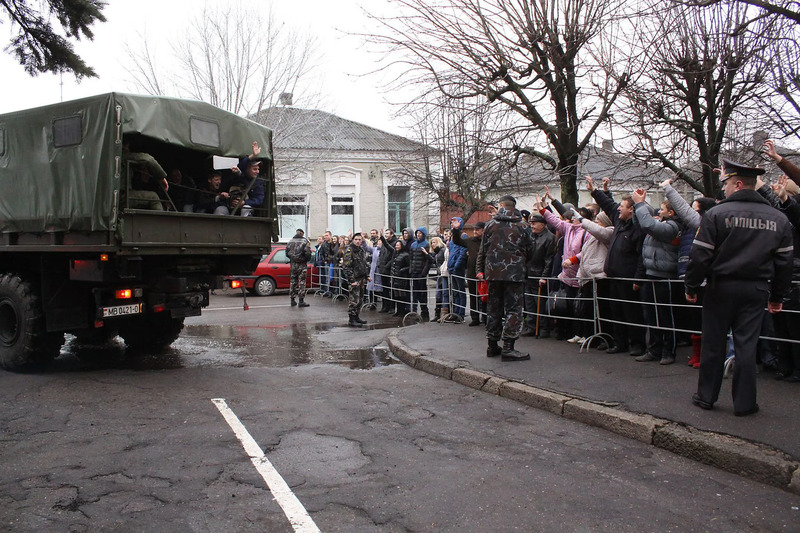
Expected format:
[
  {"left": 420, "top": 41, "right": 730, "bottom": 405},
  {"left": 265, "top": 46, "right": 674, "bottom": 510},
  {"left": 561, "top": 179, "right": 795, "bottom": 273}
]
[{"left": 385, "top": 319, "right": 800, "bottom": 493}]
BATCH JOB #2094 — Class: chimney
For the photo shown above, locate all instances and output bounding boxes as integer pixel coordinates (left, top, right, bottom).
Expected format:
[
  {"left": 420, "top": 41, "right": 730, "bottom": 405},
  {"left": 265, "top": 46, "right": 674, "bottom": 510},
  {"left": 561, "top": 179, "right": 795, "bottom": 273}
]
[
  {"left": 602, "top": 139, "right": 613, "bottom": 152},
  {"left": 279, "top": 92, "right": 293, "bottom": 106}
]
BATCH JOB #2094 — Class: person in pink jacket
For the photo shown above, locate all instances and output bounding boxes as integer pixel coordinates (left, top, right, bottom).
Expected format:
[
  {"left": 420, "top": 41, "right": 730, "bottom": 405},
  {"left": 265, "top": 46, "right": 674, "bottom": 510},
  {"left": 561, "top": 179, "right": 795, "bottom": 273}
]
[{"left": 537, "top": 190, "right": 588, "bottom": 341}]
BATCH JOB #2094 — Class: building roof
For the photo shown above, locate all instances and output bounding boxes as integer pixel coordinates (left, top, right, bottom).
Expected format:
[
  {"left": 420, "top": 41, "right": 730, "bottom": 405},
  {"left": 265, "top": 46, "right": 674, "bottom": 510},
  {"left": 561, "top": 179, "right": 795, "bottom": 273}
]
[{"left": 249, "top": 107, "right": 425, "bottom": 153}]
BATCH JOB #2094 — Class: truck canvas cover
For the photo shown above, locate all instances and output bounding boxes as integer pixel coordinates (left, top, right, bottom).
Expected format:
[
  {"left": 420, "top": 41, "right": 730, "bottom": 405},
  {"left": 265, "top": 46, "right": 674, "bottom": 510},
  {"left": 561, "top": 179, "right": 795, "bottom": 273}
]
[{"left": 0, "top": 93, "right": 274, "bottom": 233}]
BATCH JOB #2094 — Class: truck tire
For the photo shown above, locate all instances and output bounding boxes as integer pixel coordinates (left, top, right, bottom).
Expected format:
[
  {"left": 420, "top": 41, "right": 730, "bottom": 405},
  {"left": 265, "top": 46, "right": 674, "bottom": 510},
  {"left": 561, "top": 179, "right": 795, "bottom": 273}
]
[
  {"left": 119, "top": 314, "right": 185, "bottom": 349},
  {"left": 0, "top": 273, "right": 64, "bottom": 370},
  {"left": 253, "top": 276, "right": 276, "bottom": 296}
]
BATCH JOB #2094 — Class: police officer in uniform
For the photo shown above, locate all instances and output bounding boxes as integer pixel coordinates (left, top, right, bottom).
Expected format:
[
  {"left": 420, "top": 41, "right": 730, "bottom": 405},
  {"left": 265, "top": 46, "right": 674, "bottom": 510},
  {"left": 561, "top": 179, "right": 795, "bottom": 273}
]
[
  {"left": 286, "top": 229, "right": 312, "bottom": 307},
  {"left": 476, "top": 195, "right": 535, "bottom": 361},
  {"left": 685, "top": 159, "right": 793, "bottom": 416}
]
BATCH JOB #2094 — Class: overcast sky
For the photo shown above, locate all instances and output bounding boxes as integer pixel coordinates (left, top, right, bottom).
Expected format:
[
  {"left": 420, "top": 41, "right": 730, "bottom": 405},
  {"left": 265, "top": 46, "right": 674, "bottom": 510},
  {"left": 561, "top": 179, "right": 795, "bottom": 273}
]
[{"left": 0, "top": 0, "right": 408, "bottom": 135}]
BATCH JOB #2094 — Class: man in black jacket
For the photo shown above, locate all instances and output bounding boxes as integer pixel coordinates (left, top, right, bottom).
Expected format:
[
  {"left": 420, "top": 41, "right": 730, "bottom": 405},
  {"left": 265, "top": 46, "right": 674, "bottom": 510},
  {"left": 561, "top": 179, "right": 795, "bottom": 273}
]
[
  {"left": 686, "top": 160, "right": 793, "bottom": 416},
  {"left": 452, "top": 220, "right": 486, "bottom": 326},
  {"left": 378, "top": 229, "right": 398, "bottom": 312},
  {"left": 521, "top": 213, "right": 555, "bottom": 336},
  {"left": 587, "top": 176, "right": 646, "bottom": 356}
]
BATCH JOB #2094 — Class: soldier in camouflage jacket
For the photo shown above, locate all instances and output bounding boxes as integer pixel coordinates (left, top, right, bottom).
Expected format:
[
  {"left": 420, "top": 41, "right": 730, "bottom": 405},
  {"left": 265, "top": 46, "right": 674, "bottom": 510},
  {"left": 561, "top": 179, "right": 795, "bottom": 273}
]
[{"left": 476, "top": 196, "right": 534, "bottom": 361}]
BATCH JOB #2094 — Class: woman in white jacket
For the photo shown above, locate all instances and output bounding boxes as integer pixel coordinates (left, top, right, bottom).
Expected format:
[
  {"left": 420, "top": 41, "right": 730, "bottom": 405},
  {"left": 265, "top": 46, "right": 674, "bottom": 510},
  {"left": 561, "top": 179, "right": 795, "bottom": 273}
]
[{"left": 570, "top": 210, "right": 613, "bottom": 344}]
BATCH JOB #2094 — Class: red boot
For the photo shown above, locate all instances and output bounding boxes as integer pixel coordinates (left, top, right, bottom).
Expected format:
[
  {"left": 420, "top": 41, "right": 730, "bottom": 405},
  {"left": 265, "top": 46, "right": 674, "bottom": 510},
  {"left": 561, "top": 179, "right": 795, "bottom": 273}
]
[{"left": 687, "top": 334, "right": 702, "bottom": 368}]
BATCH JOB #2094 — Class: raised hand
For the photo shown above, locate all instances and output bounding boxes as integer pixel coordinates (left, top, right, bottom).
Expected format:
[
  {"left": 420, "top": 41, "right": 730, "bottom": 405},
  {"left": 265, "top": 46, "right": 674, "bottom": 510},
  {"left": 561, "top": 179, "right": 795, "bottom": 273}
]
[
  {"left": 585, "top": 175, "right": 594, "bottom": 192},
  {"left": 602, "top": 177, "right": 610, "bottom": 192}
]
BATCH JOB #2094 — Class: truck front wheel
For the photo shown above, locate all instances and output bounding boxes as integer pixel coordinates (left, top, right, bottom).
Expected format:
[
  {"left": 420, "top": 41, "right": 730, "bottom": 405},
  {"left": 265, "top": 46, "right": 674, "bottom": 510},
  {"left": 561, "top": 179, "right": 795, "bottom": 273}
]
[
  {"left": 119, "top": 313, "right": 185, "bottom": 350},
  {"left": 0, "top": 274, "right": 64, "bottom": 370}
]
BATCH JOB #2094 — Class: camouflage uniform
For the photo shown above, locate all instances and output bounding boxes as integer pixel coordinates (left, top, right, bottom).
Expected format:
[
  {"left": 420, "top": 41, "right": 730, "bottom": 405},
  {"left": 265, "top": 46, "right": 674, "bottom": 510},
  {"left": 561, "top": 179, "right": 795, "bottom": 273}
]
[
  {"left": 343, "top": 242, "right": 369, "bottom": 317},
  {"left": 285, "top": 233, "right": 312, "bottom": 300},
  {"left": 476, "top": 208, "right": 534, "bottom": 342}
]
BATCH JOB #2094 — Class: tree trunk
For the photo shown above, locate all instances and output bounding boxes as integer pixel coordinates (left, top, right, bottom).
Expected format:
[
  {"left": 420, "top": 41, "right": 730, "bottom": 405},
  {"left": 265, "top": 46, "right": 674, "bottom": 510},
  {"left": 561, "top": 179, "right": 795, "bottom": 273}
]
[{"left": 558, "top": 155, "right": 580, "bottom": 205}]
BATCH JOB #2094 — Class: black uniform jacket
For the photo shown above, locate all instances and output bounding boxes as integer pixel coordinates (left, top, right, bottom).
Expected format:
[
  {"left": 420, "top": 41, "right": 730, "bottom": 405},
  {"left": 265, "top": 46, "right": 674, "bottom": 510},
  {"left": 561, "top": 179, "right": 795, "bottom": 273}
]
[{"left": 685, "top": 189, "right": 793, "bottom": 303}]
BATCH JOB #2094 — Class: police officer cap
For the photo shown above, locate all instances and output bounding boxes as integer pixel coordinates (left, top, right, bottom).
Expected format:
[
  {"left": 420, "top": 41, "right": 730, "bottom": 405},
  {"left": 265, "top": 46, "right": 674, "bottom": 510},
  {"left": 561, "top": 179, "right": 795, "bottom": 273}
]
[
  {"left": 520, "top": 209, "right": 531, "bottom": 221},
  {"left": 475, "top": 221, "right": 486, "bottom": 229},
  {"left": 529, "top": 214, "right": 546, "bottom": 224},
  {"left": 498, "top": 194, "right": 516, "bottom": 205},
  {"left": 721, "top": 158, "right": 765, "bottom": 180}
]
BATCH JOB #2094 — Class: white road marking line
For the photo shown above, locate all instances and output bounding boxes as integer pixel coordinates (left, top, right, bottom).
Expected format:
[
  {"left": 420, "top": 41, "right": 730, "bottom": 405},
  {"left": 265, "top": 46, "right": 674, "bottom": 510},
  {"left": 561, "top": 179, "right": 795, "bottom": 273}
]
[{"left": 211, "top": 398, "right": 321, "bottom": 533}]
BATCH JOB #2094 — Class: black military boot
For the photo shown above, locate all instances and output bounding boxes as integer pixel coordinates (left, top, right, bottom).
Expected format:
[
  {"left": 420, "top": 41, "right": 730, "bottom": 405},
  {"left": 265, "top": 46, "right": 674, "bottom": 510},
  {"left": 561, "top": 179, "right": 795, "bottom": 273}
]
[
  {"left": 431, "top": 305, "right": 441, "bottom": 322},
  {"left": 355, "top": 313, "right": 367, "bottom": 324},
  {"left": 348, "top": 315, "right": 363, "bottom": 328},
  {"left": 501, "top": 338, "right": 530, "bottom": 361},
  {"left": 420, "top": 307, "right": 430, "bottom": 322},
  {"left": 290, "top": 297, "right": 297, "bottom": 307},
  {"left": 487, "top": 340, "right": 502, "bottom": 358},
  {"left": 298, "top": 298, "right": 310, "bottom": 308}
]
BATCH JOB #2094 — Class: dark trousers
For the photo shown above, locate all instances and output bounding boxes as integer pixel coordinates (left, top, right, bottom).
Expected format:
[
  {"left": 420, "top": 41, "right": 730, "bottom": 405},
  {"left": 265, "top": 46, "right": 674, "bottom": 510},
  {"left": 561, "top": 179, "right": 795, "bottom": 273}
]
[
  {"left": 607, "top": 278, "right": 645, "bottom": 349},
  {"left": 697, "top": 279, "right": 768, "bottom": 413},
  {"left": 450, "top": 272, "right": 466, "bottom": 317},
  {"left": 486, "top": 280, "right": 524, "bottom": 342},
  {"left": 392, "top": 280, "right": 409, "bottom": 313},
  {"left": 467, "top": 278, "right": 485, "bottom": 322},
  {"left": 772, "top": 290, "right": 800, "bottom": 377},
  {"left": 642, "top": 277, "right": 679, "bottom": 358},
  {"left": 411, "top": 277, "right": 429, "bottom": 315}
]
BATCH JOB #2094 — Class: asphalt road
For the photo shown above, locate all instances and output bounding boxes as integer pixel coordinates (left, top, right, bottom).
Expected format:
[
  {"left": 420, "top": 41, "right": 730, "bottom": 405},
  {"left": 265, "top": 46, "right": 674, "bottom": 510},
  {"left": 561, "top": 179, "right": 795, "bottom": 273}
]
[{"left": 0, "top": 291, "right": 798, "bottom": 532}]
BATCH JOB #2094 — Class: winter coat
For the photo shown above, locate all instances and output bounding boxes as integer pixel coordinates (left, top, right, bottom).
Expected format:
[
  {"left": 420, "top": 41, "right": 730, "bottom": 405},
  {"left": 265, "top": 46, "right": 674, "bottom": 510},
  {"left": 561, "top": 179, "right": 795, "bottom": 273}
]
[
  {"left": 634, "top": 203, "right": 681, "bottom": 279},
  {"left": 362, "top": 241, "right": 382, "bottom": 292},
  {"left": 542, "top": 207, "right": 587, "bottom": 288},
  {"left": 664, "top": 185, "right": 701, "bottom": 278},
  {"left": 446, "top": 240, "right": 467, "bottom": 275},
  {"left": 409, "top": 227, "right": 433, "bottom": 278},
  {"left": 391, "top": 249, "right": 411, "bottom": 287},
  {"left": 578, "top": 219, "right": 613, "bottom": 285},
  {"left": 528, "top": 228, "right": 555, "bottom": 280},
  {"left": 592, "top": 189, "right": 645, "bottom": 278},
  {"left": 285, "top": 234, "right": 312, "bottom": 264},
  {"left": 476, "top": 208, "right": 534, "bottom": 282},
  {"left": 343, "top": 243, "right": 369, "bottom": 282},
  {"left": 378, "top": 234, "right": 398, "bottom": 275},
  {"left": 434, "top": 244, "right": 449, "bottom": 277},
  {"left": 451, "top": 228, "right": 482, "bottom": 278}
]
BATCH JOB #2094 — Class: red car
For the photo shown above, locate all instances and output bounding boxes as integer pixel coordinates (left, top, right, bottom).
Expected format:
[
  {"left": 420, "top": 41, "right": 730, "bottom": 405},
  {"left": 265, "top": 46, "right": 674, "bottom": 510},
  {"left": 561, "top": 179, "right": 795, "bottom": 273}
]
[{"left": 235, "top": 244, "right": 320, "bottom": 296}]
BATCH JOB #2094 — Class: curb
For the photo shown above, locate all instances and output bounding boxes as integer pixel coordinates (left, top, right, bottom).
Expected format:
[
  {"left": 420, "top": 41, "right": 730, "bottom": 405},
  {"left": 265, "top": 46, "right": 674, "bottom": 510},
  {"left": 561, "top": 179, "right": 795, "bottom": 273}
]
[{"left": 386, "top": 332, "right": 800, "bottom": 495}]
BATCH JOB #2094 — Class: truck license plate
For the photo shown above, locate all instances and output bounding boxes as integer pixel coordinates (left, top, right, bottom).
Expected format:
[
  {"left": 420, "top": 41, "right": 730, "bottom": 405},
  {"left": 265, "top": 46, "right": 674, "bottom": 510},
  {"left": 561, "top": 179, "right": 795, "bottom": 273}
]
[{"left": 102, "top": 303, "right": 144, "bottom": 318}]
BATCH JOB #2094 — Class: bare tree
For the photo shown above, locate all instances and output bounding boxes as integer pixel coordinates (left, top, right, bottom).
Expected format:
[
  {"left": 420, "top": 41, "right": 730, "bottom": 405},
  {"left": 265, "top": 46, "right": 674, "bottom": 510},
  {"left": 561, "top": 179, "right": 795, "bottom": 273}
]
[
  {"left": 619, "top": 1, "right": 777, "bottom": 196},
  {"left": 679, "top": 0, "right": 800, "bottom": 140},
  {"left": 364, "top": 0, "right": 629, "bottom": 204},
  {"left": 126, "top": 1, "right": 319, "bottom": 116},
  {"left": 388, "top": 96, "right": 529, "bottom": 221}
]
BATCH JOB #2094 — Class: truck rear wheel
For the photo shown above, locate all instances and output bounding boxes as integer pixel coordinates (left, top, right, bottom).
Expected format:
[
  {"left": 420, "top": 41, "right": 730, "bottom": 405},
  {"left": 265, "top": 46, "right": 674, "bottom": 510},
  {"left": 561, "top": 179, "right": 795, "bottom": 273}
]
[
  {"left": 0, "top": 274, "right": 64, "bottom": 370},
  {"left": 119, "top": 314, "right": 185, "bottom": 349}
]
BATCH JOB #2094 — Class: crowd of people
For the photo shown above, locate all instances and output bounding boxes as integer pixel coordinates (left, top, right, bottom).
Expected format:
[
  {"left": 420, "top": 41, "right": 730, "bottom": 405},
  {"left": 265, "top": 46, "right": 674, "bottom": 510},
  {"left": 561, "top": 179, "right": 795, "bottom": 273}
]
[{"left": 288, "top": 140, "right": 800, "bottom": 415}]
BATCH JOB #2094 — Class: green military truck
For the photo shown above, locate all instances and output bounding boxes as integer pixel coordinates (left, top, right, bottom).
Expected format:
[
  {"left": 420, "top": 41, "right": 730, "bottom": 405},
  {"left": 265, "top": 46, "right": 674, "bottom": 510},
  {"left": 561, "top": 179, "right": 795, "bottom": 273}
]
[{"left": 0, "top": 93, "right": 276, "bottom": 369}]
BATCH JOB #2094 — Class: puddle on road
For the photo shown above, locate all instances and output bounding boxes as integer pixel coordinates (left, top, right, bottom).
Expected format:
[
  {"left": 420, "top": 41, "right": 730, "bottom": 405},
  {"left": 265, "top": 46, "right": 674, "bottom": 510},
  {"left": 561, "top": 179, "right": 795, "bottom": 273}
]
[{"left": 52, "top": 322, "right": 400, "bottom": 372}]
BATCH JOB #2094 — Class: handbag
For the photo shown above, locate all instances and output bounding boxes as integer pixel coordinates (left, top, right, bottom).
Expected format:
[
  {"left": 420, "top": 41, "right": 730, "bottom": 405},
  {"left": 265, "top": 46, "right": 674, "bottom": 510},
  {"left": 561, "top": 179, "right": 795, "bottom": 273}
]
[
  {"left": 548, "top": 287, "right": 571, "bottom": 317},
  {"left": 477, "top": 279, "right": 488, "bottom": 303}
]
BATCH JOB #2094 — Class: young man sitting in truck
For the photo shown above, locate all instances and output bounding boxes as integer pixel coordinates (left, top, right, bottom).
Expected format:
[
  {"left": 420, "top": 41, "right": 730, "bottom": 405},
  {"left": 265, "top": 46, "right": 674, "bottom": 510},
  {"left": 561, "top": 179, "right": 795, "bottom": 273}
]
[
  {"left": 195, "top": 171, "right": 229, "bottom": 214},
  {"left": 218, "top": 141, "right": 265, "bottom": 217}
]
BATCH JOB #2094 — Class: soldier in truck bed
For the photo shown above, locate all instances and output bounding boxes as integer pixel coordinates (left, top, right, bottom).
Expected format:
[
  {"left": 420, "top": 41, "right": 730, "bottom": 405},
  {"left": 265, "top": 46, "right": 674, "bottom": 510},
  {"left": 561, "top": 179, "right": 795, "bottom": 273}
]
[{"left": 121, "top": 138, "right": 169, "bottom": 211}]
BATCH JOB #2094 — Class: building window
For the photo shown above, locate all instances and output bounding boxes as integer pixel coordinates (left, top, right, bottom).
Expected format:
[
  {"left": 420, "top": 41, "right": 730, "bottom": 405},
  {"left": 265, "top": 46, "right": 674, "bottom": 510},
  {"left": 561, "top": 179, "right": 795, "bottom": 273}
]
[
  {"left": 330, "top": 196, "right": 354, "bottom": 236},
  {"left": 387, "top": 186, "right": 410, "bottom": 232},
  {"left": 277, "top": 195, "right": 308, "bottom": 240},
  {"left": 53, "top": 116, "right": 82, "bottom": 147}
]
